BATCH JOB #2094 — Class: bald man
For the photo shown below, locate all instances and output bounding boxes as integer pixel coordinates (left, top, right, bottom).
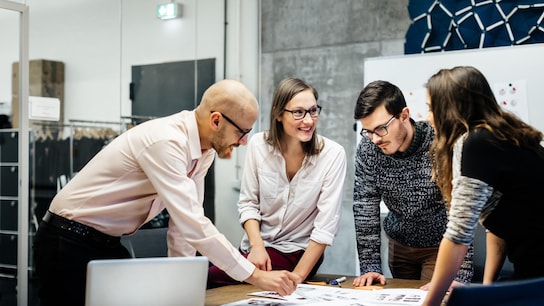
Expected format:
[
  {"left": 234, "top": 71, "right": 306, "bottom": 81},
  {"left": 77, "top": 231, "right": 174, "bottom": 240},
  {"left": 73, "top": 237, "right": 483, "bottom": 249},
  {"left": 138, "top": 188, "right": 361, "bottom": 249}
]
[{"left": 33, "top": 80, "right": 298, "bottom": 306}]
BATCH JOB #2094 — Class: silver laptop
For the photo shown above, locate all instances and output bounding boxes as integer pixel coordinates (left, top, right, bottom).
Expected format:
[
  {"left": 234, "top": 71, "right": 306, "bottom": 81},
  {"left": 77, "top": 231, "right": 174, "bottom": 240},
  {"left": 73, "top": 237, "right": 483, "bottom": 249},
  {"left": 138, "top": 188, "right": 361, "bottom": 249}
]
[{"left": 85, "top": 256, "right": 208, "bottom": 306}]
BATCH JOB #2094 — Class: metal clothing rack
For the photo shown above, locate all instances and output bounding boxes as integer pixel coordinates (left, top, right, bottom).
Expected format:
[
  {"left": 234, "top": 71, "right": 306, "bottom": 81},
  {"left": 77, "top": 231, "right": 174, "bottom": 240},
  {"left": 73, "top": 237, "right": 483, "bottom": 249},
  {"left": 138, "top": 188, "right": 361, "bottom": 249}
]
[
  {"left": 28, "top": 121, "right": 124, "bottom": 230},
  {"left": 68, "top": 119, "right": 123, "bottom": 131},
  {"left": 67, "top": 119, "right": 124, "bottom": 177},
  {"left": 120, "top": 115, "right": 157, "bottom": 127},
  {"left": 31, "top": 120, "right": 125, "bottom": 190}
]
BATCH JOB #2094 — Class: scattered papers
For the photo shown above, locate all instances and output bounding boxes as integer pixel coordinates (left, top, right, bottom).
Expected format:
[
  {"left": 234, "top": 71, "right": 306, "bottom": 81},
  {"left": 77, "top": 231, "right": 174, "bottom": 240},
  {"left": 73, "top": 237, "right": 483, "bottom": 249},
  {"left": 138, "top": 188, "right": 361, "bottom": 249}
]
[
  {"left": 371, "top": 288, "right": 427, "bottom": 304},
  {"left": 221, "top": 284, "right": 427, "bottom": 306}
]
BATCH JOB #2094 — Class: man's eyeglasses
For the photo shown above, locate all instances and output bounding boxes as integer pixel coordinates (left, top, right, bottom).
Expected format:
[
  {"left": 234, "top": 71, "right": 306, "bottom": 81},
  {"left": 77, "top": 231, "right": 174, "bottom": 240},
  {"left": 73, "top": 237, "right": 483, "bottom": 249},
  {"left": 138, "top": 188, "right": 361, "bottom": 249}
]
[
  {"left": 284, "top": 105, "right": 322, "bottom": 120},
  {"left": 211, "top": 111, "right": 252, "bottom": 141},
  {"left": 360, "top": 114, "right": 397, "bottom": 138}
]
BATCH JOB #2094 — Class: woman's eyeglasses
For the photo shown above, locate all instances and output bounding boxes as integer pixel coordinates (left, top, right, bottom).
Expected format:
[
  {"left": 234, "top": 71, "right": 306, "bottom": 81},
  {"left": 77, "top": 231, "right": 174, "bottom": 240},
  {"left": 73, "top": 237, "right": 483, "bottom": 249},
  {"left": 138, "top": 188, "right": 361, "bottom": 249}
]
[{"left": 284, "top": 105, "right": 322, "bottom": 120}]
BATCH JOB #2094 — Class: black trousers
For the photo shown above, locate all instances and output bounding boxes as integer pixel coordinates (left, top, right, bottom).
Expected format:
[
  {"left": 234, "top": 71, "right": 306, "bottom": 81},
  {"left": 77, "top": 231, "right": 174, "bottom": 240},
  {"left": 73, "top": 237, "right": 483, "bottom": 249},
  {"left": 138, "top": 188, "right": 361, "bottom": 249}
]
[{"left": 33, "top": 218, "right": 130, "bottom": 306}]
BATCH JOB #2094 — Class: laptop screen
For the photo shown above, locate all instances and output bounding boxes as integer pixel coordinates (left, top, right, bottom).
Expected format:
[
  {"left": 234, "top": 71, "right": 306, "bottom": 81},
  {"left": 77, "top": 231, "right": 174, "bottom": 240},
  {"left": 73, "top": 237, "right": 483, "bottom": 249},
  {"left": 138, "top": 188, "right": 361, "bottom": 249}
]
[{"left": 85, "top": 256, "right": 208, "bottom": 306}]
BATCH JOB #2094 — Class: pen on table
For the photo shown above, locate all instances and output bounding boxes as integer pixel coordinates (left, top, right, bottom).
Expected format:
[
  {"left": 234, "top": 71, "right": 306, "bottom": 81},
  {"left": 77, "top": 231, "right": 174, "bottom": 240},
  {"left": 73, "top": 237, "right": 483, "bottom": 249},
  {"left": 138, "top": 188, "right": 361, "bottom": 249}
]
[{"left": 330, "top": 276, "right": 347, "bottom": 287}]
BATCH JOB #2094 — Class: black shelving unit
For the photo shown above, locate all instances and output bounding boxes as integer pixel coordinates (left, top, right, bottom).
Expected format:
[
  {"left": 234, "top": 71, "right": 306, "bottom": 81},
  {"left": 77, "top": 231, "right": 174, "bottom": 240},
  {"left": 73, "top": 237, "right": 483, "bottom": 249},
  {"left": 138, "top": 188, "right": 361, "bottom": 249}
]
[{"left": 0, "top": 129, "right": 18, "bottom": 279}]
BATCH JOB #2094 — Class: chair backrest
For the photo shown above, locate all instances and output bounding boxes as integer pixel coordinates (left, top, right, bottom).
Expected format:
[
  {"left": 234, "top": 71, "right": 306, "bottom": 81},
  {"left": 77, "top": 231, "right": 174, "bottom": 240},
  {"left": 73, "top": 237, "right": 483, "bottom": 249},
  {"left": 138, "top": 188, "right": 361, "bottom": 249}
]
[
  {"left": 120, "top": 227, "right": 168, "bottom": 257},
  {"left": 447, "top": 276, "right": 544, "bottom": 306}
]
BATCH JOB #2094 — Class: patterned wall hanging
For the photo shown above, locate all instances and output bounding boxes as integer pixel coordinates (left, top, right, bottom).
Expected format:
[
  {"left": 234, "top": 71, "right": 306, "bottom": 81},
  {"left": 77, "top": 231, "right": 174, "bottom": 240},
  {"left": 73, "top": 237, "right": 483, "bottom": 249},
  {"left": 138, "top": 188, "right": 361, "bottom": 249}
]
[{"left": 405, "top": 0, "right": 544, "bottom": 54}]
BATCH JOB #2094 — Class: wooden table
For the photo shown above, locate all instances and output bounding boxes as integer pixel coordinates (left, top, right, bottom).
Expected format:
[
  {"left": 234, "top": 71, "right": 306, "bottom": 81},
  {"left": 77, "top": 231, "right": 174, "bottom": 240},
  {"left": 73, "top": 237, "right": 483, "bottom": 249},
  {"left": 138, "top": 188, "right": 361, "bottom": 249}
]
[{"left": 205, "top": 276, "right": 429, "bottom": 306}]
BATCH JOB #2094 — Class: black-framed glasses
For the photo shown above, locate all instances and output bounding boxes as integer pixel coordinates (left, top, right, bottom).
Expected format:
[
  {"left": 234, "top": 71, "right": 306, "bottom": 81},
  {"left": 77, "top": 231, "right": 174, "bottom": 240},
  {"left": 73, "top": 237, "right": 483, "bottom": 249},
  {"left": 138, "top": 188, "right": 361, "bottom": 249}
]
[
  {"left": 211, "top": 111, "right": 252, "bottom": 141},
  {"left": 283, "top": 105, "right": 322, "bottom": 120},
  {"left": 360, "top": 114, "right": 397, "bottom": 138}
]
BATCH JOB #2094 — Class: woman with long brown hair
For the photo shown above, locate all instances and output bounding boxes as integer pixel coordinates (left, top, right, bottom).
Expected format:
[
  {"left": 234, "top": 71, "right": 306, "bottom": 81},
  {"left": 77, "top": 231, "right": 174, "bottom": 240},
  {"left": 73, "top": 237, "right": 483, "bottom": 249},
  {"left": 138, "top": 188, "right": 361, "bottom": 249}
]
[
  {"left": 422, "top": 66, "right": 544, "bottom": 306},
  {"left": 208, "top": 77, "right": 347, "bottom": 288}
]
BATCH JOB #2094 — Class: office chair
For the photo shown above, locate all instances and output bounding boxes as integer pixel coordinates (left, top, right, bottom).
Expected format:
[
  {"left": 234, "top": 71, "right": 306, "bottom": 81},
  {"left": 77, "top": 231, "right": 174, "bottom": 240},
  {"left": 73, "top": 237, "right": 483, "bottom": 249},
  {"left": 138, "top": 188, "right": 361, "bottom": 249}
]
[{"left": 447, "top": 276, "right": 544, "bottom": 306}]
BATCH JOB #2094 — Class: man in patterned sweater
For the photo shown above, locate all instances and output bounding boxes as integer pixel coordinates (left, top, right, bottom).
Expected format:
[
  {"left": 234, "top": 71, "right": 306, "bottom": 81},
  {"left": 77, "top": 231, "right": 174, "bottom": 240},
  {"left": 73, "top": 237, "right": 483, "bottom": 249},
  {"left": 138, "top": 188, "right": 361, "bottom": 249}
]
[{"left": 352, "top": 80, "right": 473, "bottom": 289}]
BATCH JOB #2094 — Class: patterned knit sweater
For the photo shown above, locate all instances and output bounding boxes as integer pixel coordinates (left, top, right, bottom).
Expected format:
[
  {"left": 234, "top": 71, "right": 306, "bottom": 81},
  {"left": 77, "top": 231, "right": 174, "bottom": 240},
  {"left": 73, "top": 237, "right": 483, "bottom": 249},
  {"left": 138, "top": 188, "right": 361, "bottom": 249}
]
[{"left": 353, "top": 120, "right": 473, "bottom": 283}]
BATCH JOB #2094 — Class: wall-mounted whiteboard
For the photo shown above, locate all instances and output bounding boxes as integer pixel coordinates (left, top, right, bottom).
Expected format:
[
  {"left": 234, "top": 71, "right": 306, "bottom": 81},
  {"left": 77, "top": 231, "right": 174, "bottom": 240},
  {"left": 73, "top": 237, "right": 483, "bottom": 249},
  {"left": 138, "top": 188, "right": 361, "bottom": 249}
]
[{"left": 363, "top": 43, "right": 544, "bottom": 134}]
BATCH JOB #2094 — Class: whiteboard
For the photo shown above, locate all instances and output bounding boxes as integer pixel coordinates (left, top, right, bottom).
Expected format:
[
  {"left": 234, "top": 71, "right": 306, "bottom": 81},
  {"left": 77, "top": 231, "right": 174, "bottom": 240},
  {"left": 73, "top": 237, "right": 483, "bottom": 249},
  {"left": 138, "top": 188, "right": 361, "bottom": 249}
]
[{"left": 364, "top": 43, "right": 544, "bottom": 134}]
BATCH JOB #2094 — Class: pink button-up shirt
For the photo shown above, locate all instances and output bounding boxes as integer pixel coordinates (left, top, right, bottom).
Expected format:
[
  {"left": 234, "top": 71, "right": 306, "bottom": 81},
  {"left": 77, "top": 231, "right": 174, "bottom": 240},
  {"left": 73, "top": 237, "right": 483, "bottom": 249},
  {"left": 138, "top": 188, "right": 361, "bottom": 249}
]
[{"left": 50, "top": 110, "right": 254, "bottom": 281}]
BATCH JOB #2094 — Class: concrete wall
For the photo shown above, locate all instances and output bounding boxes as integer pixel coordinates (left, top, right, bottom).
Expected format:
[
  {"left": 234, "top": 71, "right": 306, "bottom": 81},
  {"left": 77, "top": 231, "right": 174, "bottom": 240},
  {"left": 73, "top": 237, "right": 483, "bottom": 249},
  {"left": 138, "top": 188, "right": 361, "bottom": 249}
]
[{"left": 259, "top": 0, "right": 412, "bottom": 275}]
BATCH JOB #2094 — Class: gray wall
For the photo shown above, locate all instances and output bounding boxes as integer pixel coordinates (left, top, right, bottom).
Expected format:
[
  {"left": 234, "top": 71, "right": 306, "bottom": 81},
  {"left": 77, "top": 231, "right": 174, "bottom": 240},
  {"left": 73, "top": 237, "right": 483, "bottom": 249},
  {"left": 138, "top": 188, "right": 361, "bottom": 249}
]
[{"left": 259, "top": 0, "right": 412, "bottom": 275}]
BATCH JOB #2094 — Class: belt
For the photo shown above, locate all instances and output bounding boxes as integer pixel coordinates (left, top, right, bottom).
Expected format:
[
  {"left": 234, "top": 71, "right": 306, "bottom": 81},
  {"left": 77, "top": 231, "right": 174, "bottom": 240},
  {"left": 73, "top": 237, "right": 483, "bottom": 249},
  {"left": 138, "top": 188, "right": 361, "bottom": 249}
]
[{"left": 43, "top": 211, "right": 120, "bottom": 245}]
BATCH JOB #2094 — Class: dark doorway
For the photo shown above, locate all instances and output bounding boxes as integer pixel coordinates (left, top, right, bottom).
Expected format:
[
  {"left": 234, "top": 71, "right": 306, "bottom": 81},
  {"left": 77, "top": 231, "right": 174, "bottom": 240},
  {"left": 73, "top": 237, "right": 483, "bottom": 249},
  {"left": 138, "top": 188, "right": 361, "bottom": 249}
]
[
  {"left": 130, "top": 58, "right": 216, "bottom": 226},
  {"left": 130, "top": 58, "right": 216, "bottom": 118}
]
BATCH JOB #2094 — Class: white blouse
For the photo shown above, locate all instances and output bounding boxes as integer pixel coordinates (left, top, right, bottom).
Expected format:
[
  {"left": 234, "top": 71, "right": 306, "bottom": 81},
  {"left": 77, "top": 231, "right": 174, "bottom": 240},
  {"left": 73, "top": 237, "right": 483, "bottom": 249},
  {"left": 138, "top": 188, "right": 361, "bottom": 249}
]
[{"left": 238, "top": 132, "right": 347, "bottom": 253}]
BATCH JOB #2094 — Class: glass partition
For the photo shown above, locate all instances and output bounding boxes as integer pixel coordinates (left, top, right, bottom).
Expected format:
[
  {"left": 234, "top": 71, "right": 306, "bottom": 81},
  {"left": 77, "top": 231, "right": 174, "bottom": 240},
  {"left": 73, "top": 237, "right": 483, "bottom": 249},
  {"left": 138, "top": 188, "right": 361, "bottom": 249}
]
[
  {"left": 0, "top": 1, "right": 29, "bottom": 305},
  {"left": 0, "top": 0, "right": 22, "bottom": 295},
  {"left": 1, "top": 0, "right": 226, "bottom": 304}
]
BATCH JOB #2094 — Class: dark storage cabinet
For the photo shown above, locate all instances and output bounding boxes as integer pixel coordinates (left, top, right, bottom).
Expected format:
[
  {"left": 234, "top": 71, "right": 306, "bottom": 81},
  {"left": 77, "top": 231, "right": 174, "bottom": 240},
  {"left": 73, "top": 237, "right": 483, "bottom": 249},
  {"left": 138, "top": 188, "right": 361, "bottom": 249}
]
[{"left": 0, "top": 129, "right": 18, "bottom": 277}]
